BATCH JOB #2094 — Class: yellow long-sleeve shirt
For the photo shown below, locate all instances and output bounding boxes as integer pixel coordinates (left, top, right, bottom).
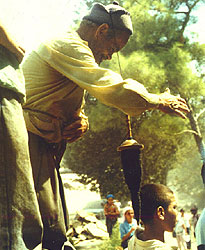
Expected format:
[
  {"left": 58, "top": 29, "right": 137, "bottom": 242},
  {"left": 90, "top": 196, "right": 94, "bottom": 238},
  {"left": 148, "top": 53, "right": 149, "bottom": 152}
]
[{"left": 22, "top": 31, "right": 160, "bottom": 143}]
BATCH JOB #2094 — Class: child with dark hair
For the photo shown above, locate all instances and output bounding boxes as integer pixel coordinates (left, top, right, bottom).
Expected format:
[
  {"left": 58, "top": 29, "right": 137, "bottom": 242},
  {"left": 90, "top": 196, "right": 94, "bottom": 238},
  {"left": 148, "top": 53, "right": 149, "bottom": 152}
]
[
  {"left": 104, "top": 194, "right": 120, "bottom": 237},
  {"left": 190, "top": 205, "right": 200, "bottom": 237},
  {"left": 128, "top": 183, "right": 177, "bottom": 250}
]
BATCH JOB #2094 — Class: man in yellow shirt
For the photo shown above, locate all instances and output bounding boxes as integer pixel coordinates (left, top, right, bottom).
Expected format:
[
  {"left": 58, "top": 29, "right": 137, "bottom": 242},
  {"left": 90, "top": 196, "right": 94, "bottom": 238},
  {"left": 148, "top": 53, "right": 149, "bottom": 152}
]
[{"left": 22, "top": 2, "right": 189, "bottom": 249}]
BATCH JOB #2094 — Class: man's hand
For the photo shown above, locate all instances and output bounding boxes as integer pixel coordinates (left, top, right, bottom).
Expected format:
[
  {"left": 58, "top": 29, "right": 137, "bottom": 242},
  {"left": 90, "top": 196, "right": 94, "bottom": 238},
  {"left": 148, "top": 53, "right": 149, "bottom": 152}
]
[
  {"left": 130, "top": 226, "right": 136, "bottom": 232},
  {"left": 62, "top": 111, "right": 89, "bottom": 143},
  {"left": 158, "top": 88, "right": 190, "bottom": 119}
]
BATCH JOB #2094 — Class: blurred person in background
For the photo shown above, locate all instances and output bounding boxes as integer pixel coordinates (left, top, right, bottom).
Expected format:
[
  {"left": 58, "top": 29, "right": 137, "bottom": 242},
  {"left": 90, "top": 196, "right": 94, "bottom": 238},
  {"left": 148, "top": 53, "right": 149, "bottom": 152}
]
[
  {"left": 104, "top": 194, "right": 120, "bottom": 237},
  {"left": 175, "top": 208, "right": 187, "bottom": 250},
  {"left": 120, "top": 207, "right": 137, "bottom": 249},
  {"left": 182, "top": 209, "right": 191, "bottom": 249},
  {"left": 190, "top": 205, "right": 200, "bottom": 237}
]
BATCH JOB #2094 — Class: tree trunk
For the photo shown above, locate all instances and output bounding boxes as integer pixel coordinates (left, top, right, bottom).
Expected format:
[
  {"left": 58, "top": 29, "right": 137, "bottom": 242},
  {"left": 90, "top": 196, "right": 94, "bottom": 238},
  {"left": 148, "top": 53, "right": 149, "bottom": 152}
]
[{"left": 187, "top": 103, "right": 205, "bottom": 163}]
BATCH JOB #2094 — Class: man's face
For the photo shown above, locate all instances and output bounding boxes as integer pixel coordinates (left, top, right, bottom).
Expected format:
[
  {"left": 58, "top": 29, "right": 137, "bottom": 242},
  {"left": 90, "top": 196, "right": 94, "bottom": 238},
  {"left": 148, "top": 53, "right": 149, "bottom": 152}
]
[
  {"left": 90, "top": 24, "right": 130, "bottom": 64},
  {"left": 163, "top": 195, "right": 178, "bottom": 232}
]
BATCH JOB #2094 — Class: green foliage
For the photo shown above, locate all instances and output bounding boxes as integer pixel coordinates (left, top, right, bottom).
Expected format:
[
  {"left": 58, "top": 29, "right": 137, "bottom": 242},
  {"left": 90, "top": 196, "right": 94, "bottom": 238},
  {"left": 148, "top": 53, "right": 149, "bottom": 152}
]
[
  {"left": 86, "top": 100, "right": 125, "bottom": 132},
  {"left": 123, "top": 0, "right": 184, "bottom": 54},
  {"left": 97, "top": 223, "right": 122, "bottom": 250},
  {"left": 157, "top": 44, "right": 204, "bottom": 96},
  {"left": 117, "top": 52, "right": 166, "bottom": 91},
  {"left": 130, "top": 110, "right": 189, "bottom": 185}
]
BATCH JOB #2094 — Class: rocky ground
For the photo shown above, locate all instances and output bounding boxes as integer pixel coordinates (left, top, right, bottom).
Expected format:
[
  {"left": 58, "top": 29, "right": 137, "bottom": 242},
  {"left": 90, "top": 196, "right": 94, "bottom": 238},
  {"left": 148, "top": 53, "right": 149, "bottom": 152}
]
[{"left": 63, "top": 210, "right": 113, "bottom": 250}]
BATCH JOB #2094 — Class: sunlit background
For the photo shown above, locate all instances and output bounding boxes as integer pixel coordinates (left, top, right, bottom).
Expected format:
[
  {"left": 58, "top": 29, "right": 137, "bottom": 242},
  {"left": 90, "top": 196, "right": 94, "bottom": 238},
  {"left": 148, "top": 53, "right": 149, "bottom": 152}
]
[
  {"left": 0, "top": 0, "right": 204, "bottom": 51},
  {"left": 0, "top": 0, "right": 87, "bottom": 50}
]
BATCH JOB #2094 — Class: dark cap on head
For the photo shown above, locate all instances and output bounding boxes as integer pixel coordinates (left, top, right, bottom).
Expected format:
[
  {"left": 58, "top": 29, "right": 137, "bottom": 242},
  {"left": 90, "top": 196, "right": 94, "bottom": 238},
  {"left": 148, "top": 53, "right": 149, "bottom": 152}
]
[
  {"left": 190, "top": 205, "right": 198, "bottom": 212},
  {"left": 83, "top": 1, "right": 133, "bottom": 35},
  {"left": 107, "top": 194, "right": 114, "bottom": 199}
]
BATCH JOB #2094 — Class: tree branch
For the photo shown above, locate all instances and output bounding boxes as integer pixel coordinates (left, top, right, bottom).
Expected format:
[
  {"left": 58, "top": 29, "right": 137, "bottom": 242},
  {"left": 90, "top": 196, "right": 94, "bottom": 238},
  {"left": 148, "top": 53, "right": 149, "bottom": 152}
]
[
  {"left": 167, "top": 129, "right": 200, "bottom": 136},
  {"left": 174, "top": 11, "right": 189, "bottom": 14},
  {"left": 196, "top": 108, "right": 205, "bottom": 121},
  {"left": 181, "top": 0, "right": 201, "bottom": 32}
]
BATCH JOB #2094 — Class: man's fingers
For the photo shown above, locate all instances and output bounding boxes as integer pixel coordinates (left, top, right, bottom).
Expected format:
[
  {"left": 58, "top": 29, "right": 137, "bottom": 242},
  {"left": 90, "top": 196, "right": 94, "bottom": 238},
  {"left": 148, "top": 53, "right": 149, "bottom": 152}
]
[
  {"left": 19, "top": 46, "right": 25, "bottom": 54},
  {"left": 66, "top": 136, "right": 82, "bottom": 143},
  {"left": 168, "top": 104, "right": 188, "bottom": 119},
  {"left": 169, "top": 101, "right": 190, "bottom": 113},
  {"left": 64, "top": 120, "right": 82, "bottom": 130},
  {"left": 176, "top": 98, "right": 190, "bottom": 111},
  {"left": 159, "top": 101, "right": 189, "bottom": 119},
  {"left": 62, "top": 127, "right": 87, "bottom": 137},
  {"left": 173, "top": 109, "right": 187, "bottom": 119},
  {"left": 62, "top": 124, "right": 88, "bottom": 139},
  {"left": 63, "top": 130, "right": 85, "bottom": 142},
  {"left": 62, "top": 113, "right": 89, "bottom": 142},
  {"left": 179, "top": 106, "right": 190, "bottom": 113},
  {"left": 63, "top": 120, "right": 88, "bottom": 134},
  {"left": 177, "top": 97, "right": 187, "bottom": 104},
  {"left": 159, "top": 90, "right": 190, "bottom": 119}
]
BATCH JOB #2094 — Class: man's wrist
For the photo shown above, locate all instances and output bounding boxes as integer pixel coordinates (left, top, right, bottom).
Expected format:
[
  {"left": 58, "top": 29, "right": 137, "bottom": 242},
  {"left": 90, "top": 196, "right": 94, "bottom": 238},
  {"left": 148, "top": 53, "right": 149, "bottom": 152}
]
[
  {"left": 155, "top": 96, "right": 165, "bottom": 110},
  {"left": 146, "top": 93, "right": 163, "bottom": 110}
]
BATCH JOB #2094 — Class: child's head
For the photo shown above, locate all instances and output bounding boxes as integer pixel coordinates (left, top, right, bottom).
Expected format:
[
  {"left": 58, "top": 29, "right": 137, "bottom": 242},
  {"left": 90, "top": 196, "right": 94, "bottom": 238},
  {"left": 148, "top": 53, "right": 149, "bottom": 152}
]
[
  {"left": 123, "top": 207, "right": 134, "bottom": 223},
  {"left": 106, "top": 194, "right": 114, "bottom": 205},
  {"left": 140, "top": 183, "right": 177, "bottom": 232}
]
